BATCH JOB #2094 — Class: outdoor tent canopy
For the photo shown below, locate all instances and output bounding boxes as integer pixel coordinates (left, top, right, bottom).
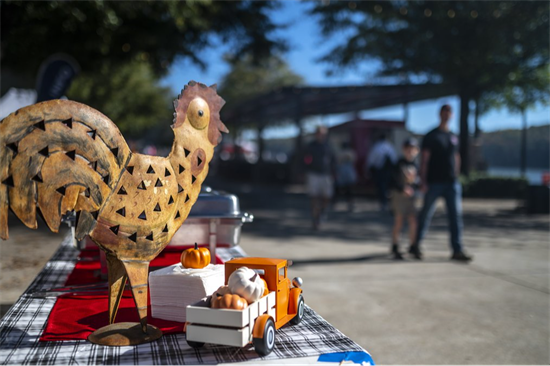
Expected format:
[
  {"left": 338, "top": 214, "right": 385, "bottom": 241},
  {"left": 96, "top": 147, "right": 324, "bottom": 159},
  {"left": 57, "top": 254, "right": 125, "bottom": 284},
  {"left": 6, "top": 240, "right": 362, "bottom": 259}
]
[{"left": 222, "top": 83, "right": 457, "bottom": 126}]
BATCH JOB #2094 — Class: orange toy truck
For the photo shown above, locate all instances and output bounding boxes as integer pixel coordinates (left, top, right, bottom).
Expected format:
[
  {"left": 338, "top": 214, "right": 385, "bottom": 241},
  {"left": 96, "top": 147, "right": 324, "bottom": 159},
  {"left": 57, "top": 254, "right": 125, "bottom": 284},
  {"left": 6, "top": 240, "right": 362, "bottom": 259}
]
[{"left": 185, "top": 257, "right": 304, "bottom": 355}]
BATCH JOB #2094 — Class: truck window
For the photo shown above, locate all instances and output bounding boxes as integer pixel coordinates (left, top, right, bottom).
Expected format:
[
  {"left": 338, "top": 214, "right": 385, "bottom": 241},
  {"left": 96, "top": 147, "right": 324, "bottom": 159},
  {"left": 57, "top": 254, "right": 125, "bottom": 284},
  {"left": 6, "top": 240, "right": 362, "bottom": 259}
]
[{"left": 278, "top": 267, "right": 285, "bottom": 282}]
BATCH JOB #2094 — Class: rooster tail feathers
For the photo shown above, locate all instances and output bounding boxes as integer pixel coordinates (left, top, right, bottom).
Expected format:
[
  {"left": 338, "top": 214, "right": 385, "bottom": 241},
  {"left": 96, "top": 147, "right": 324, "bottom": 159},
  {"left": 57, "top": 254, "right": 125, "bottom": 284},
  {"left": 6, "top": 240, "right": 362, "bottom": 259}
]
[{"left": 0, "top": 100, "right": 131, "bottom": 240}]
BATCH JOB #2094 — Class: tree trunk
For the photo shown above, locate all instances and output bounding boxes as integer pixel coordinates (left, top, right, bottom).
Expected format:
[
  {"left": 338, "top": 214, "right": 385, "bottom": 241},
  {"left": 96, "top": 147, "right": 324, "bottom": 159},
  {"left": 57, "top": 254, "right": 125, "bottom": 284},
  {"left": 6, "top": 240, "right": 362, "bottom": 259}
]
[
  {"left": 520, "top": 109, "right": 527, "bottom": 178},
  {"left": 232, "top": 126, "right": 241, "bottom": 160},
  {"left": 290, "top": 118, "right": 304, "bottom": 184},
  {"left": 459, "top": 91, "right": 471, "bottom": 176},
  {"left": 257, "top": 124, "right": 265, "bottom": 165},
  {"left": 290, "top": 96, "right": 304, "bottom": 184},
  {"left": 252, "top": 124, "right": 265, "bottom": 184},
  {"left": 294, "top": 121, "right": 303, "bottom": 156},
  {"left": 474, "top": 97, "right": 480, "bottom": 139},
  {"left": 403, "top": 103, "right": 409, "bottom": 128}
]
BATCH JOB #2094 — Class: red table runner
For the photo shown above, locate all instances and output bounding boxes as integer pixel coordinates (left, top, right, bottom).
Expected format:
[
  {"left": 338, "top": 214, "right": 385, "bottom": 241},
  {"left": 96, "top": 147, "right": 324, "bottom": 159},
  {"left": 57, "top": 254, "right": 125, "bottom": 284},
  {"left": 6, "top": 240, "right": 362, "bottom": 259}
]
[{"left": 41, "top": 245, "right": 223, "bottom": 341}]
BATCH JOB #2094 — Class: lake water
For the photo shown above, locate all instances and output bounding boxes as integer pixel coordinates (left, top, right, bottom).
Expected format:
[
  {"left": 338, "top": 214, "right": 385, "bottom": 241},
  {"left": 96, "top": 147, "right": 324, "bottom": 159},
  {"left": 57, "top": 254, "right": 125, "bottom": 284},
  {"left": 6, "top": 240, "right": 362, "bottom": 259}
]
[{"left": 487, "top": 167, "right": 549, "bottom": 185}]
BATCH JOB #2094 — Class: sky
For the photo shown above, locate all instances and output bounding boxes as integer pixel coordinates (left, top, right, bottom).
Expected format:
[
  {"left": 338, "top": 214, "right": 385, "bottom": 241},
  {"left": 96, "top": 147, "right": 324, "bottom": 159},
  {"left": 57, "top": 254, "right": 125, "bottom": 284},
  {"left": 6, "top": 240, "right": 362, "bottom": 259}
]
[{"left": 162, "top": 1, "right": 549, "bottom": 139}]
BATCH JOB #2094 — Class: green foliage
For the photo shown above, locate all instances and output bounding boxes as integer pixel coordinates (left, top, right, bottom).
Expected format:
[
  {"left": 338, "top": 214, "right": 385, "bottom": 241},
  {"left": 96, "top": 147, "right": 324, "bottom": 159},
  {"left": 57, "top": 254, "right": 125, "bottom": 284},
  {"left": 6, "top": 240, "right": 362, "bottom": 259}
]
[
  {"left": 219, "top": 54, "right": 304, "bottom": 107},
  {"left": 481, "top": 67, "right": 550, "bottom": 114},
  {"left": 481, "top": 125, "right": 550, "bottom": 169},
  {"left": 1, "top": 1, "right": 285, "bottom": 82},
  {"left": 460, "top": 172, "right": 528, "bottom": 199},
  {"left": 66, "top": 62, "right": 173, "bottom": 137},
  {"left": 313, "top": 1, "right": 549, "bottom": 175},
  {"left": 312, "top": 1, "right": 549, "bottom": 108}
]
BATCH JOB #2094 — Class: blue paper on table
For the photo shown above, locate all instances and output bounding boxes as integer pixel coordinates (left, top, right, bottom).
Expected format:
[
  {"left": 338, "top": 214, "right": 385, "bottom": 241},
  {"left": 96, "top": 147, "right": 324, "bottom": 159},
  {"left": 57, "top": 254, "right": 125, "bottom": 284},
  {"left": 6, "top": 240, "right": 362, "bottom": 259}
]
[{"left": 318, "top": 351, "right": 375, "bottom": 365}]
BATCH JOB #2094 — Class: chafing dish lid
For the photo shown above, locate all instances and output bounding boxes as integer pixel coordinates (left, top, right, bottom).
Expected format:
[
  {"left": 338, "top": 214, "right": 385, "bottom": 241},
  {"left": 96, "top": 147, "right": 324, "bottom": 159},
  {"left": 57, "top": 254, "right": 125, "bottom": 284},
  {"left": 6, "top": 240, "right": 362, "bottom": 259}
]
[{"left": 188, "top": 187, "right": 253, "bottom": 221}]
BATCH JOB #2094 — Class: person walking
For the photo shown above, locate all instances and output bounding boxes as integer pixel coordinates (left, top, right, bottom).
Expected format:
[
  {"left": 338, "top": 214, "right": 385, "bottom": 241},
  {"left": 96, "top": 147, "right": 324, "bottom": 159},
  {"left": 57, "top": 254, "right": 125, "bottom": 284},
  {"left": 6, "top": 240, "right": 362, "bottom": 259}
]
[
  {"left": 303, "top": 126, "right": 336, "bottom": 230},
  {"left": 409, "top": 105, "right": 472, "bottom": 262},
  {"left": 366, "top": 134, "right": 397, "bottom": 211}
]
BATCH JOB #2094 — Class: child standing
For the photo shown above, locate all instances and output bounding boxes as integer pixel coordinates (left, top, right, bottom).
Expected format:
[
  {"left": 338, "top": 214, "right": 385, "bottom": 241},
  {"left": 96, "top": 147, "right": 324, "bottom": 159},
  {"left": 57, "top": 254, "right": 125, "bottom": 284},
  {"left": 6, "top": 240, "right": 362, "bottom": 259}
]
[{"left": 390, "top": 138, "right": 420, "bottom": 260}]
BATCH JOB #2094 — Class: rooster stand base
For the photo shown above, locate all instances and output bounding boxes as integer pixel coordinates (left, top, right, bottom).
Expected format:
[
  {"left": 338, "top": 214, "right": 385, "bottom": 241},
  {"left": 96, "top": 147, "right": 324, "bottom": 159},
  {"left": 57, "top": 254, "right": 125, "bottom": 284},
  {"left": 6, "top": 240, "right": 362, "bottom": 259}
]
[{"left": 88, "top": 322, "right": 162, "bottom": 346}]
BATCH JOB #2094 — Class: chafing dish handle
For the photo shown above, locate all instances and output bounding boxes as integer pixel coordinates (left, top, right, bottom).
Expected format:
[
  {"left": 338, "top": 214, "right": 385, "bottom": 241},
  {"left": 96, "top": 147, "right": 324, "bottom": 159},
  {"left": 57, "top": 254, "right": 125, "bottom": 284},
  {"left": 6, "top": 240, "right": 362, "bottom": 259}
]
[
  {"left": 241, "top": 212, "right": 254, "bottom": 223},
  {"left": 209, "top": 218, "right": 220, "bottom": 264}
]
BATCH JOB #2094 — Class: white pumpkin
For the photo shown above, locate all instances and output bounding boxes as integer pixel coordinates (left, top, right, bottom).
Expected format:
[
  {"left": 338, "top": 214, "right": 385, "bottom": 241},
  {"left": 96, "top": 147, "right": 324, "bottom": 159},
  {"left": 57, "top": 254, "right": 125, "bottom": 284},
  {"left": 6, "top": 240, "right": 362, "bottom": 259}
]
[{"left": 228, "top": 267, "right": 265, "bottom": 303}]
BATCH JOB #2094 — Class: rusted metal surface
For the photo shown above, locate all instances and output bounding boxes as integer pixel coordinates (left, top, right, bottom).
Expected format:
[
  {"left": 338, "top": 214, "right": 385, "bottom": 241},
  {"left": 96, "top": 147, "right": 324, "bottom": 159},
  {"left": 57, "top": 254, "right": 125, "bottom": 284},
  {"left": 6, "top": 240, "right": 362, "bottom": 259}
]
[{"left": 1, "top": 81, "right": 227, "bottom": 343}]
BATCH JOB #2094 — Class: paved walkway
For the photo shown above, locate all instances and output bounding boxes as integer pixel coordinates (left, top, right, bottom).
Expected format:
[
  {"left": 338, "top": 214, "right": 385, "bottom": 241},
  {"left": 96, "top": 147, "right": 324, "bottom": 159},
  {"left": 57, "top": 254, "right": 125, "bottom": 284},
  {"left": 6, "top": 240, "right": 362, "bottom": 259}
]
[
  {"left": 1, "top": 182, "right": 548, "bottom": 364},
  {"left": 0, "top": 219, "right": 68, "bottom": 315},
  {"left": 229, "top": 183, "right": 549, "bottom": 365}
]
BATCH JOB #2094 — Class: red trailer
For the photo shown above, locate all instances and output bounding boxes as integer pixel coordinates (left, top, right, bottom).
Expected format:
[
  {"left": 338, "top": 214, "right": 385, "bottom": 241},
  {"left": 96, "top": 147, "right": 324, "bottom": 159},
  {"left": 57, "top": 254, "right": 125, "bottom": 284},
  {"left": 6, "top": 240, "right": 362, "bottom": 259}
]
[{"left": 329, "top": 118, "right": 408, "bottom": 184}]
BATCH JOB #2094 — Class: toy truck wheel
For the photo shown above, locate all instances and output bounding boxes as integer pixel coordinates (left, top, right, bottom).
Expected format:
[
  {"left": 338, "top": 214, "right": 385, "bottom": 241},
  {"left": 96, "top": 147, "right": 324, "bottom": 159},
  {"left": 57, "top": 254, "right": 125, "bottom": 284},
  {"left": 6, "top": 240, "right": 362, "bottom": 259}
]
[
  {"left": 290, "top": 295, "right": 304, "bottom": 325},
  {"left": 187, "top": 340, "right": 205, "bottom": 349},
  {"left": 253, "top": 318, "right": 275, "bottom": 356}
]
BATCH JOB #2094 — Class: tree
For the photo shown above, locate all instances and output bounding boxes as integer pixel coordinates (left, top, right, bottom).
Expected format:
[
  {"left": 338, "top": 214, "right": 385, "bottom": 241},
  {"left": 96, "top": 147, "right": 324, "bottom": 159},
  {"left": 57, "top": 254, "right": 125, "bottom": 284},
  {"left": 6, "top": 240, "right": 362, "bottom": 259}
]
[
  {"left": 482, "top": 67, "right": 550, "bottom": 176},
  {"left": 1, "top": 1, "right": 286, "bottom": 92},
  {"left": 312, "top": 1, "right": 549, "bottom": 174},
  {"left": 66, "top": 61, "right": 173, "bottom": 138},
  {"left": 219, "top": 54, "right": 304, "bottom": 109},
  {"left": 2, "top": 1, "right": 286, "bottom": 136},
  {"left": 218, "top": 54, "right": 304, "bottom": 163}
]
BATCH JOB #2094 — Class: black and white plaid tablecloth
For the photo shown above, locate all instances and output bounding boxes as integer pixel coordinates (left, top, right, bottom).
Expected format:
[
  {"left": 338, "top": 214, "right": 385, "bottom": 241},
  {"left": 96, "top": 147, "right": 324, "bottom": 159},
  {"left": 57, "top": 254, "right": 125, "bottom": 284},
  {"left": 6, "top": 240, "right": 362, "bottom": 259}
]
[{"left": 0, "top": 235, "right": 369, "bottom": 365}]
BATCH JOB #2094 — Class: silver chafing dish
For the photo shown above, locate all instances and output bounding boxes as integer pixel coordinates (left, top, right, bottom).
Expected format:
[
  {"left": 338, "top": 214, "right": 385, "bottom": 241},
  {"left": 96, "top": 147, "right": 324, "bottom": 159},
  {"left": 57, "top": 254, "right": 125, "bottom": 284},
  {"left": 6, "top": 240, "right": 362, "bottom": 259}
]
[{"left": 169, "top": 187, "right": 253, "bottom": 261}]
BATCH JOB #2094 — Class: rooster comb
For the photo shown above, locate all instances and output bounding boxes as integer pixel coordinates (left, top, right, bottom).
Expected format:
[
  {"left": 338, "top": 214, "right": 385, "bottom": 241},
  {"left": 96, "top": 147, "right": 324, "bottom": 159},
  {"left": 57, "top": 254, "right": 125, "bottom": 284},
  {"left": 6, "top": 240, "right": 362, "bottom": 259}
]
[{"left": 172, "top": 81, "right": 228, "bottom": 145}]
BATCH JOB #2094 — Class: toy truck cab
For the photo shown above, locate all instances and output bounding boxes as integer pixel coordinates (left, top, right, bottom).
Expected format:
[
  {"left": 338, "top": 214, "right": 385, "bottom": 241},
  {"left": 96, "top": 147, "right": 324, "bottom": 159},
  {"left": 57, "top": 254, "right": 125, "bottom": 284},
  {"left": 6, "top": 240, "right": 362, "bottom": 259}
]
[
  {"left": 186, "top": 257, "right": 304, "bottom": 356},
  {"left": 224, "top": 258, "right": 304, "bottom": 330}
]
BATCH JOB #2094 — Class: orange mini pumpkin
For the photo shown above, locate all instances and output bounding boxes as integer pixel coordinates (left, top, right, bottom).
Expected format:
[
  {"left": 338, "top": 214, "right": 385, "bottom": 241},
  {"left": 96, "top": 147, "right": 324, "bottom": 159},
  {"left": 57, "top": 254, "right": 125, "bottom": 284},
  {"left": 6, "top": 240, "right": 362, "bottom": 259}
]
[
  {"left": 211, "top": 293, "right": 248, "bottom": 310},
  {"left": 213, "top": 285, "right": 232, "bottom": 297},
  {"left": 181, "top": 243, "right": 211, "bottom": 269}
]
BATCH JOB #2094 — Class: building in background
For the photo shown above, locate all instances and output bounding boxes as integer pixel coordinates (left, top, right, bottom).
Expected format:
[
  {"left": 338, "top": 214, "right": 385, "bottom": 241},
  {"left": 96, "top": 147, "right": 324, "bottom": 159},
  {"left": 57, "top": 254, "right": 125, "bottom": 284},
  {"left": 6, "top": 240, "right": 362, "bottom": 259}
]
[{"left": 328, "top": 118, "right": 408, "bottom": 183}]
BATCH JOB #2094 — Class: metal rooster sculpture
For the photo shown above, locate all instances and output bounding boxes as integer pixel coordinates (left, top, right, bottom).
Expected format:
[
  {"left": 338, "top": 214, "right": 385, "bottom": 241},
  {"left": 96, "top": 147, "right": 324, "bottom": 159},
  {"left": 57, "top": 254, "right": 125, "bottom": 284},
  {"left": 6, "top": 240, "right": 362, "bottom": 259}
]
[{"left": 0, "top": 81, "right": 228, "bottom": 344}]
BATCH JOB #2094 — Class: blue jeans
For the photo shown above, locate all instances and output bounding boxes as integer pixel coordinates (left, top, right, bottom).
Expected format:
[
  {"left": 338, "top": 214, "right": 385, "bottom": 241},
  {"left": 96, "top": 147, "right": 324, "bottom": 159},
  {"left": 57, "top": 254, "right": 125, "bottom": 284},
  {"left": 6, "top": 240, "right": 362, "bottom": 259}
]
[{"left": 415, "top": 181, "right": 464, "bottom": 253}]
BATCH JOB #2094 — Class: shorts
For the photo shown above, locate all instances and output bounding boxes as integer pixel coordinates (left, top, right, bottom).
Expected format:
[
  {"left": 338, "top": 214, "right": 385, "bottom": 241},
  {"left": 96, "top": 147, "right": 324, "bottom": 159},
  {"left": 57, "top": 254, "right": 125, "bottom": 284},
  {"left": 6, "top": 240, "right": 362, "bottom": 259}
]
[
  {"left": 390, "top": 190, "right": 417, "bottom": 216},
  {"left": 306, "top": 173, "right": 333, "bottom": 198}
]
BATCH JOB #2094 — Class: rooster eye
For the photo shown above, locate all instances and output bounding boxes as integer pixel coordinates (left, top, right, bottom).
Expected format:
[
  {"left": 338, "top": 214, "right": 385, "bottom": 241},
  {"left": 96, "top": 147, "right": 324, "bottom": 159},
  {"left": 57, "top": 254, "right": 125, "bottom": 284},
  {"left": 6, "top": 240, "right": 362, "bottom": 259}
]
[{"left": 187, "top": 98, "right": 210, "bottom": 130}]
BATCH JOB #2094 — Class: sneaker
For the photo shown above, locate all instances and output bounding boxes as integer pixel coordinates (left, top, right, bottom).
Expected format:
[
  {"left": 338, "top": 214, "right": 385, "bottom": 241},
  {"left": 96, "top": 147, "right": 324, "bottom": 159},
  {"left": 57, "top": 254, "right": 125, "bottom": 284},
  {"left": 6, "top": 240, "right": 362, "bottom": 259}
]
[
  {"left": 408, "top": 244, "right": 423, "bottom": 260},
  {"left": 391, "top": 244, "right": 404, "bottom": 260},
  {"left": 451, "top": 251, "right": 473, "bottom": 262}
]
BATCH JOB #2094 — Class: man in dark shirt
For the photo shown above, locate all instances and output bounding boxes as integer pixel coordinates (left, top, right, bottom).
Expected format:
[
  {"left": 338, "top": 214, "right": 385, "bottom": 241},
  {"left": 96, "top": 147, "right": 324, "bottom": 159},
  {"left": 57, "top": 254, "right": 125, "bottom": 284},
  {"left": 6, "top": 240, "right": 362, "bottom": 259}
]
[{"left": 409, "top": 105, "right": 472, "bottom": 262}]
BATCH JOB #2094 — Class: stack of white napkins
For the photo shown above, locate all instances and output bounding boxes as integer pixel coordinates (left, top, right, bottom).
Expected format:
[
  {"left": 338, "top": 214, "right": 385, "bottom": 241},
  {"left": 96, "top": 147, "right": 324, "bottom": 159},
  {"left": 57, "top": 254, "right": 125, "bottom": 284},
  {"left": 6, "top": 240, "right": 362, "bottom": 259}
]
[{"left": 149, "top": 263, "right": 224, "bottom": 322}]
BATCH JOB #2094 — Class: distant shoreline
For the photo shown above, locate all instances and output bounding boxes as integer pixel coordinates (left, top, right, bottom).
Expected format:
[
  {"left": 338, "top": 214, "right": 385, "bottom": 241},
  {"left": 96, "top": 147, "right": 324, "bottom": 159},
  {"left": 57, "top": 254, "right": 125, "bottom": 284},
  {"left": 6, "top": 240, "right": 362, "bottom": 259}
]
[{"left": 487, "top": 166, "right": 549, "bottom": 185}]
